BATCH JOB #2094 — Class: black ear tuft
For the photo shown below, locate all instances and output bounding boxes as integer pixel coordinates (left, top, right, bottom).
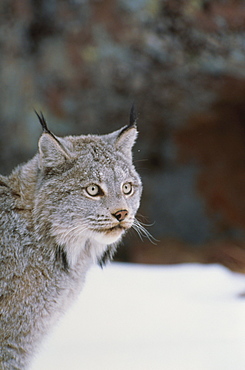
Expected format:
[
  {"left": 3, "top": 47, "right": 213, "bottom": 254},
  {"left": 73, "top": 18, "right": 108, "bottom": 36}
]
[
  {"left": 129, "top": 103, "right": 137, "bottom": 127},
  {"left": 35, "top": 110, "right": 62, "bottom": 146},
  {"left": 35, "top": 110, "right": 53, "bottom": 136}
]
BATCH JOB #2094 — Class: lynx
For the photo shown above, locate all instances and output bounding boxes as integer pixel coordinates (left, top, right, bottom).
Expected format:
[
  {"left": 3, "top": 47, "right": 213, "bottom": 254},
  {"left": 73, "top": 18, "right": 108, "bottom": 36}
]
[{"left": 0, "top": 108, "right": 142, "bottom": 369}]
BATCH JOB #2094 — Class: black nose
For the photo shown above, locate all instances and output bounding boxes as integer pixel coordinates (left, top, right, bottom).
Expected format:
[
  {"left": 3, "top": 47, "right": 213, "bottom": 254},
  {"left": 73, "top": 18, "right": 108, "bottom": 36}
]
[{"left": 113, "top": 210, "right": 128, "bottom": 222}]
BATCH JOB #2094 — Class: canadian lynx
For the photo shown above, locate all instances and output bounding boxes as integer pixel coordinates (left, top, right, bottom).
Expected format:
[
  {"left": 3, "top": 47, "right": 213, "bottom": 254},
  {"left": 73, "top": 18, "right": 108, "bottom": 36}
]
[{"left": 0, "top": 108, "right": 142, "bottom": 369}]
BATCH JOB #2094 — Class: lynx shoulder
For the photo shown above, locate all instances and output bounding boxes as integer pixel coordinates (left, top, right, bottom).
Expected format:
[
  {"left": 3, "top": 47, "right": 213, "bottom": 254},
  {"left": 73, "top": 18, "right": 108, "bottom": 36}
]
[{"left": 0, "top": 109, "right": 142, "bottom": 369}]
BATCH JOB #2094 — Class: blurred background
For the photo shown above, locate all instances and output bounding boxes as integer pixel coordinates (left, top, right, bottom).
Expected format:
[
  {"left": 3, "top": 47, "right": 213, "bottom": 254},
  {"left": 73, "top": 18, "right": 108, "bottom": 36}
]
[{"left": 0, "top": 0, "right": 244, "bottom": 271}]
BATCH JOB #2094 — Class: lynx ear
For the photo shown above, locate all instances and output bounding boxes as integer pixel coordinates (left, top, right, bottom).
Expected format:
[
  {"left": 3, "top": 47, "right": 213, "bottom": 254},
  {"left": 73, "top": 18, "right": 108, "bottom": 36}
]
[
  {"left": 113, "top": 104, "right": 138, "bottom": 160},
  {"left": 36, "top": 112, "right": 71, "bottom": 169},
  {"left": 38, "top": 134, "right": 72, "bottom": 169},
  {"left": 115, "top": 126, "right": 138, "bottom": 159}
]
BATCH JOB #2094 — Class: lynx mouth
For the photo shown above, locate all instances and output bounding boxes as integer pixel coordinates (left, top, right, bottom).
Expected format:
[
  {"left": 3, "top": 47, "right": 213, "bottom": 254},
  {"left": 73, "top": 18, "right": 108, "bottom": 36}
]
[
  {"left": 91, "top": 221, "right": 133, "bottom": 244},
  {"left": 106, "top": 224, "right": 126, "bottom": 232},
  {"left": 91, "top": 225, "right": 126, "bottom": 245},
  {"left": 96, "top": 225, "right": 126, "bottom": 237}
]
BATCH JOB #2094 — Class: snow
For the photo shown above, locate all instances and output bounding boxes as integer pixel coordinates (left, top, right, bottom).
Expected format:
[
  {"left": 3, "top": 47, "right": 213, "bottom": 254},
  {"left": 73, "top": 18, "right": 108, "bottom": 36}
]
[{"left": 32, "top": 263, "right": 245, "bottom": 370}]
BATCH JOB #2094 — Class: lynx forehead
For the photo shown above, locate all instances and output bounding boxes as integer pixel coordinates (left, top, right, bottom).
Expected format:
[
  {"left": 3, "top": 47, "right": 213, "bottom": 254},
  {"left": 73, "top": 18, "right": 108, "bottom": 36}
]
[{"left": 0, "top": 108, "right": 143, "bottom": 369}]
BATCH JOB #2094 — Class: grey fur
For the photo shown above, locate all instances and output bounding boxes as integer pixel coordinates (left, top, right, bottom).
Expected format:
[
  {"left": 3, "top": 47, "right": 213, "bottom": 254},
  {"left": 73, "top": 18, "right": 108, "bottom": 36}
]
[{"left": 0, "top": 115, "right": 142, "bottom": 369}]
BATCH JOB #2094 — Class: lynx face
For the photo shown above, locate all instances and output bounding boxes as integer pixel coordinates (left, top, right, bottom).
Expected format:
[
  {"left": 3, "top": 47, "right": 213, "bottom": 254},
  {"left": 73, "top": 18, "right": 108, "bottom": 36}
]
[{"left": 33, "top": 120, "right": 142, "bottom": 266}]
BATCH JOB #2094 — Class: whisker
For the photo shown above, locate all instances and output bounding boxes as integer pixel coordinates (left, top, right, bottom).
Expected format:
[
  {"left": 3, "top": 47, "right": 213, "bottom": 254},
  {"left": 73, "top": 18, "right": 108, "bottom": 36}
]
[
  {"left": 136, "top": 213, "right": 155, "bottom": 227},
  {"left": 136, "top": 220, "right": 155, "bottom": 227},
  {"left": 132, "top": 218, "right": 158, "bottom": 245},
  {"left": 134, "top": 159, "right": 149, "bottom": 163}
]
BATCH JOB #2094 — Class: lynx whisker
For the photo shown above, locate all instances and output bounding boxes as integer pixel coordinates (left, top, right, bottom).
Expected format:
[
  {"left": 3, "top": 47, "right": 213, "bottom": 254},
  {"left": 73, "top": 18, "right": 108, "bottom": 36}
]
[
  {"left": 135, "top": 213, "right": 156, "bottom": 226},
  {"left": 132, "top": 218, "right": 158, "bottom": 244}
]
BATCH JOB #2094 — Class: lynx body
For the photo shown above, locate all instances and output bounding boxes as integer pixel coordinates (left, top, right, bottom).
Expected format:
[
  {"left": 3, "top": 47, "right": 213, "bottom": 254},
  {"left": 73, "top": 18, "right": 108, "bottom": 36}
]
[{"left": 0, "top": 113, "right": 142, "bottom": 369}]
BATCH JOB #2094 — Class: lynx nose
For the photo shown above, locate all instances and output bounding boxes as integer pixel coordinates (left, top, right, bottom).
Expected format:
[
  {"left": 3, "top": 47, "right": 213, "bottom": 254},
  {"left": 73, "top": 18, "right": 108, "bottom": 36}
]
[{"left": 113, "top": 209, "right": 128, "bottom": 222}]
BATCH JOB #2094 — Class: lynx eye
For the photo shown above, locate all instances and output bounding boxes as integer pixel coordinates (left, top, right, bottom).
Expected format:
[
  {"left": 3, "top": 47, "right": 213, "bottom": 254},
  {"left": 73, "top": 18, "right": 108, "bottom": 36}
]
[
  {"left": 86, "top": 184, "right": 102, "bottom": 197},
  {"left": 122, "top": 182, "right": 133, "bottom": 195}
]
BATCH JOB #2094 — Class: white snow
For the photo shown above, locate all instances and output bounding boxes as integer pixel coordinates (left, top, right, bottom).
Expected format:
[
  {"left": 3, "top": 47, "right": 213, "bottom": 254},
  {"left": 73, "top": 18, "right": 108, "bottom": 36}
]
[{"left": 32, "top": 263, "right": 245, "bottom": 370}]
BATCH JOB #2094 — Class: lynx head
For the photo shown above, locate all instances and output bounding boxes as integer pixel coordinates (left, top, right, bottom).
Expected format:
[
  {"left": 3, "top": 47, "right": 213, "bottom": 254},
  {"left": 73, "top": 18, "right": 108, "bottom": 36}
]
[{"left": 33, "top": 109, "right": 142, "bottom": 267}]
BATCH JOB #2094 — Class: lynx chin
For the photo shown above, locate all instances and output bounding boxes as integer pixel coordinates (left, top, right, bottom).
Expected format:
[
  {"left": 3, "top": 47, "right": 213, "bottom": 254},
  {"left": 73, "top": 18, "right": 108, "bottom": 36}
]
[{"left": 0, "top": 108, "right": 142, "bottom": 369}]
